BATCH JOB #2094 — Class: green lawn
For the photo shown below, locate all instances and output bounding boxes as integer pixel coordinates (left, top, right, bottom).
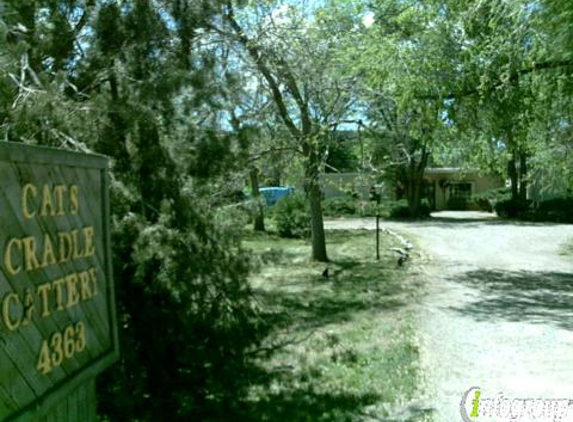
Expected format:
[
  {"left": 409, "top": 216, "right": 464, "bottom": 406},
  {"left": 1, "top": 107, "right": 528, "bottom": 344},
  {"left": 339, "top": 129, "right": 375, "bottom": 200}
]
[
  {"left": 560, "top": 238, "right": 573, "bottom": 256},
  {"left": 238, "top": 229, "right": 432, "bottom": 422}
]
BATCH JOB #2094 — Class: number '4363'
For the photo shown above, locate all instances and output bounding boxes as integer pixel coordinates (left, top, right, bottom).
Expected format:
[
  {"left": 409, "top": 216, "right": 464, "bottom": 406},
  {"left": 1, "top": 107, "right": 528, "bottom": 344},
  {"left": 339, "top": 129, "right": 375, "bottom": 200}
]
[{"left": 37, "top": 322, "right": 87, "bottom": 375}]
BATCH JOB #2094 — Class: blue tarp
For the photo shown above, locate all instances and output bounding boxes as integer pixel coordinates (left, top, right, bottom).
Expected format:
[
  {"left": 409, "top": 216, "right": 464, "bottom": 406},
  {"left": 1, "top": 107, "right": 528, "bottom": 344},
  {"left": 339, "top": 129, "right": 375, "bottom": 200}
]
[{"left": 259, "top": 187, "right": 295, "bottom": 206}]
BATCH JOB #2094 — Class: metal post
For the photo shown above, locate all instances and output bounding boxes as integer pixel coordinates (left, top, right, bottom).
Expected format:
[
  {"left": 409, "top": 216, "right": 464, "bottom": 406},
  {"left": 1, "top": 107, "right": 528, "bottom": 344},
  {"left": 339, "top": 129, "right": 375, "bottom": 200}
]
[
  {"left": 376, "top": 214, "right": 380, "bottom": 260},
  {"left": 376, "top": 190, "right": 380, "bottom": 260}
]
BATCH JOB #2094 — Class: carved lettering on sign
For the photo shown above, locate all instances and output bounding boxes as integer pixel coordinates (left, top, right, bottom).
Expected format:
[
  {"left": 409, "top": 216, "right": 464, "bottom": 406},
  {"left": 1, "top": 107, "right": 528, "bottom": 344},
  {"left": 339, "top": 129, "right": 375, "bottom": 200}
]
[
  {"left": 0, "top": 145, "right": 118, "bottom": 422},
  {"left": 1, "top": 184, "right": 100, "bottom": 370}
]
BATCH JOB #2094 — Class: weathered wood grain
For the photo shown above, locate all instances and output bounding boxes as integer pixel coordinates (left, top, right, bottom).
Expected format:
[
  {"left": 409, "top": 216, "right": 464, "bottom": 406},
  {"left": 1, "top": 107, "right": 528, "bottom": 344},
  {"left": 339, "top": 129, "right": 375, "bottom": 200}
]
[
  {"left": 37, "top": 379, "right": 97, "bottom": 422},
  {"left": 0, "top": 142, "right": 118, "bottom": 422}
]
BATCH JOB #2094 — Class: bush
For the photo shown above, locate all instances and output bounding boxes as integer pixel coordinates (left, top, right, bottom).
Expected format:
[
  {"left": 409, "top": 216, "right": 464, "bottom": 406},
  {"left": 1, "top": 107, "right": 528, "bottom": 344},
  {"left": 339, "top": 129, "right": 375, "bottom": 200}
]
[
  {"left": 474, "top": 187, "right": 511, "bottom": 211},
  {"left": 531, "top": 197, "right": 573, "bottom": 223},
  {"left": 474, "top": 197, "right": 493, "bottom": 212},
  {"left": 418, "top": 200, "right": 432, "bottom": 218},
  {"left": 388, "top": 201, "right": 411, "bottom": 219},
  {"left": 99, "top": 194, "right": 262, "bottom": 422},
  {"left": 322, "top": 196, "right": 386, "bottom": 218},
  {"left": 214, "top": 203, "right": 251, "bottom": 229},
  {"left": 273, "top": 193, "right": 310, "bottom": 238},
  {"left": 494, "top": 196, "right": 573, "bottom": 222},
  {"left": 359, "top": 200, "right": 383, "bottom": 217},
  {"left": 388, "top": 199, "right": 431, "bottom": 219},
  {"left": 322, "top": 196, "right": 359, "bottom": 217},
  {"left": 494, "top": 198, "right": 530, "bottom": 218}
]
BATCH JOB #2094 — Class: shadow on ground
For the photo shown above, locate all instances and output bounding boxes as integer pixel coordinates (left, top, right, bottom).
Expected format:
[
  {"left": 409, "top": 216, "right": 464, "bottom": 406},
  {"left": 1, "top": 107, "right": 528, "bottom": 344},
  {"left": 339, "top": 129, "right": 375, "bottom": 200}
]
[
  {"left": 199, "top": 366, "right": 383, "bottom": 422},
  {"left": 212, "top": 230, "right": 432, "bottom": 422},
  {"left": 254, "top": 259, "right": 418, "bottom": 334},
  {"left": 449, "top": 269, "right": 573, "bottom": 330},
  {"left": 216, "top": 253, "right": 425, "bottom": 421},
  {"left": 228, "top": 387, "right": 382, "bottom": 422}
]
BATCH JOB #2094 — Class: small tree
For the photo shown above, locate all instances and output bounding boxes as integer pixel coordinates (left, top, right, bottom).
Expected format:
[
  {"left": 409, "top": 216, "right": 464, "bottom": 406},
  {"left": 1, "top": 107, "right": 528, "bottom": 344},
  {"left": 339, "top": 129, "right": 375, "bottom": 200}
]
[{"left": 216, "top": 2, "right": 357, "bottom": 260}]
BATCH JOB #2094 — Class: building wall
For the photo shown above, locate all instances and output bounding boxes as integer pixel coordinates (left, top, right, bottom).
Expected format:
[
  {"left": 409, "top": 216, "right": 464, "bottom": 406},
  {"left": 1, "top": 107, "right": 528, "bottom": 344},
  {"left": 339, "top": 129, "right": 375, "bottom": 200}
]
[
  {"left": 310, "top": 169, "right": 503, "bottom": 210},
  {"left": 424, "top": 170, "right": 503, "bottom": 210}
]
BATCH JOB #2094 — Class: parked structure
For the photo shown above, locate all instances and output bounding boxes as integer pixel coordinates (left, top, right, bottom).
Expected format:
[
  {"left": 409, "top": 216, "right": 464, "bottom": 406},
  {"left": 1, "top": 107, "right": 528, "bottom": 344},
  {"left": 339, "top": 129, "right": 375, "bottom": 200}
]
[
  {"left": 422, "top": 168, "right": 503, "bottom": 211},
  {"left": 316, "top": 168, "right": 503, "bottom": 211}
]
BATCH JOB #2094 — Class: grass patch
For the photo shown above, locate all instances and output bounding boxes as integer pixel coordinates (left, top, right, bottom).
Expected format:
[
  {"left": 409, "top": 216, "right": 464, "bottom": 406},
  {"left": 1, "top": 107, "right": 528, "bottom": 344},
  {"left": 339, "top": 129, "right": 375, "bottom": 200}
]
[
  {"left": 560, "top": 238, "right": 573, "bottom": 256},
  {"left": 237, "top": 229, "right": 432, "bottom": 422}
]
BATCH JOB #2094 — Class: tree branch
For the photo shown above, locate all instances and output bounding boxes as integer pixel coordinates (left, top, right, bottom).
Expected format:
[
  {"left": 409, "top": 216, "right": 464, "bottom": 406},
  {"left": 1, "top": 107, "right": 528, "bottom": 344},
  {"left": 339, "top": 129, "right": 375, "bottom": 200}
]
[
  {"left": 247, "top": 146, "right": 302, "bottom": 164},
  {"left": 273, "top": 55, "right": 312, "bottom": 134},
  {"left": 430, "top": 59, "right": 573, "bottom": 101},
  {"left": 223, "top": 4, "right": 301, "bottom": 138}
]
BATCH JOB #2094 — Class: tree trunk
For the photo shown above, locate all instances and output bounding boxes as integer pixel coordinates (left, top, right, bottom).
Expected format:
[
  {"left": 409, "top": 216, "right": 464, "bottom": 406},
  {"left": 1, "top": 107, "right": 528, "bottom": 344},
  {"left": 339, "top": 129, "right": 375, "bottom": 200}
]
[
  {"left": 506, "top": 130, "right": 519, "bottom": 201},
  {"left": 508, "top": 154, "right": 519, "bottom": 201},
  {"left": 304, "top": 145, "right": 328, "bottom": 262},
  {"left": 249, "top": 167, "right": 265, "bottom": 232},
  {"left": 518, "top": 150, "right": 528, "bottom": 202},
  {"left": 405, "top": 151, "right": 427, "bottom": 217},
  {"left": 307, "top": 181, "right": 328, "bottom": 262},
  {"left": 408, "top": 181, "right": 421, "bottom": 217},
  {"left": 406, "top": 174, "right": 417, "bottom": 216},
  {"left": 270, "top": 155, "right": 282, "bottom": 186},
  {"left": 224, "top": 8, "right": 327, "bottom": 261}
]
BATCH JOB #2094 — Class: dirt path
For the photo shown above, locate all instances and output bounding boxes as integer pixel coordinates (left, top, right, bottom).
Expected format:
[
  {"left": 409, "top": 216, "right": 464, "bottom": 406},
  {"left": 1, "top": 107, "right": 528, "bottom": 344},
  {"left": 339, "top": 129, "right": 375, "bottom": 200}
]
[{"left": 325, "top": 212, "right": 573, "bottom": 421}]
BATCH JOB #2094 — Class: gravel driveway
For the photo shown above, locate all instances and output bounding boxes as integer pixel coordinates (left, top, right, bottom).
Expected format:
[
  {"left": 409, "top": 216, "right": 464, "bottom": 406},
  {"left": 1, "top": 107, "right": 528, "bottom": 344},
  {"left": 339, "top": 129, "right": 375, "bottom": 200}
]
[{"left": 325, "top": 212, "right": 573, "bottom": 422}]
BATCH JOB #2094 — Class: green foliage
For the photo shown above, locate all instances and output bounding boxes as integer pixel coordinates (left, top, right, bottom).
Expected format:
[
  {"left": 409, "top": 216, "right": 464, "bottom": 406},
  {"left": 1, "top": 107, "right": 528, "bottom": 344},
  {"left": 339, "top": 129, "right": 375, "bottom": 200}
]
[
  {"left": 473, "top": 187, "right": 511, "bottom": 203},
  {"left": 388, "top": 204, "right": 412, "bottom": 219},
  {"left": 529, "top": 197, "right": 573, "bottom": 223},
  {"left": 101, "top": 201, "right": 261, "bottom": 421},
  {"left": 1, "top": 1, "right": 263, "bottom": 421},
  {"left": 272, "top": 193, "right": 310, "bottom": 238},
  {"left": 214, "top": 203, "right": 251, "bottom": 231},
  {"left": 325, "top": 132, "right": 359, "bottom": 173},
  {"left": 322, "top": 196, "right": 384, "bottom": 218},
  {"left": 494, "top": 198, "right": 531, "bottom": 218},
  {"left": 241, "top": 229, "right": 427, "bottom": 421},
  {"left": 494, "top": 195, "right": 573, "bottom": 223},
  {"left": 322, "top": 196, "right": 359, "bottom": 217},
  {"left": 2, "top": 0, "right": 573, "bottom": 419},
  {"left": 473, "top": 187, "right": 511, "bottom": 211},
  {"left": 438, "top": 0, "right": 573, "bottom": 199},
  {"left": 473, "top": 197, "right": 493, "bottom": 213},
  {"left": 388, "top": 200, "right": 431, "bottom": 219},
  {"left": 331, "top": 0, "right": 455, "bottom": 214},
  {"left": 358, "top": 200, "right": 386, "bottom": 217}
]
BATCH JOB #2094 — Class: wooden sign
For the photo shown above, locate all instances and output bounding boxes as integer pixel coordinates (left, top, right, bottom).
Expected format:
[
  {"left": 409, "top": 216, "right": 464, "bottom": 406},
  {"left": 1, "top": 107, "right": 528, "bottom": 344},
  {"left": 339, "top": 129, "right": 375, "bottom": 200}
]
[{"left": 0, "top": 143, "right": 119, "bottom": 421}]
